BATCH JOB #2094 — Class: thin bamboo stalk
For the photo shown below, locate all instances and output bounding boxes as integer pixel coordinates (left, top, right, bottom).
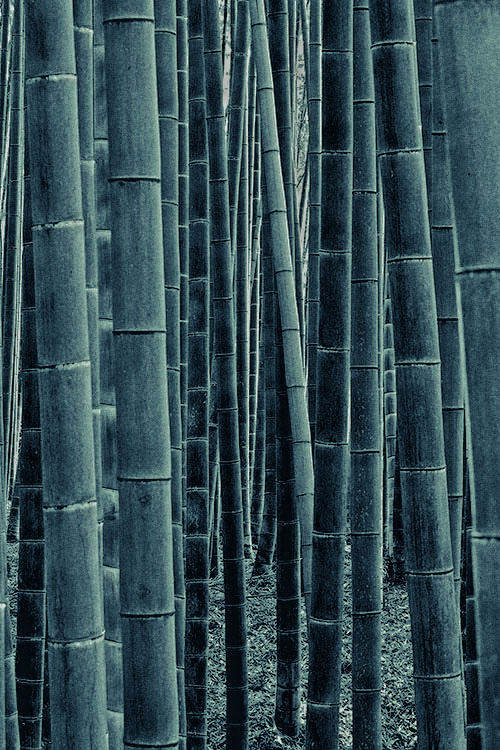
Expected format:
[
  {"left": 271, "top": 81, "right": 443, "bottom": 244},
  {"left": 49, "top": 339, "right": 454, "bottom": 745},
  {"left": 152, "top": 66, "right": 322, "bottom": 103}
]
[
  {"left": 203, "top": 2, "right": 249, "bottom": 743},
  {"left": 350, "top": 2, "right": 382, "bottom": 746},
  {"left": 185, "top": 3, "right": 210, "bottom": 745}
]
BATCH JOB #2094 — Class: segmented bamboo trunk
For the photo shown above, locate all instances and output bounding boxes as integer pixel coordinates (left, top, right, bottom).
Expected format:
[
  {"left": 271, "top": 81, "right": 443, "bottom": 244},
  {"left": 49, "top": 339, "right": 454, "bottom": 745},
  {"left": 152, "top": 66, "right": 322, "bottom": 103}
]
[
  {"left": 249, "top": 0, "right": 314, "bottom": 609},
  {"left": 25, "top": 1, "right": 107, "bottom": 746},
  {"left": 370, "top": 2, "right": 464, "bottom": 746},
  {"left": 464, "top": 469, "right": 481, "bottom": 749},
  {"left": 250, "top": 350, "right": 265, "bottom": 549},
  {"left": 236, "top": 94, "right": 251, "bottom": 556},
  {"left": 253, "top": 187, "right": 277, "bottom": 576},
  {"left": 383, "top": 296, "right": 396, "bottom": 557},
  {"left": 74, "top": 0, "right": 101, "bottom": 582},
  {"left": 103, "top": 2, "right": 179, "bottom": 747},
  {"left": 93, "top": 0, "right": 122, "bottom": 741},
  {"left": 176, "top": 0, "right": 189, "bottom": 533},
  {"left": 185, "top": 2, "right": 210, "bottom": 746},
  {"left": 3, "top": 0, "right": 23, "bottom": 506},
  {"left": 350, "top": 2, "right": 382, "bottom": 746},
  {"left": 227, "top": 0, "right": 250, "bottom": 252},
  {"left": 434, "top": 3, "right": 500, "bottom": 747},
  {"left": 0, "top": 0, "right": 14, "bottom": 222},
  {"left": 306, "top": 0, "right": 321, "bottom": 448},
  {"left": 275, "top": 311, "right": 300, "bottom": 738},
  {"left": 154, "top": 5, "right": 186, "bottom": 747},
  {"left": 306, "top": 2, "right": 353, "bottom": 747},
  {"left": 414, "top": 0, "right": 432, "bottom": 208},
  {"left": 16, "top": 127, "right": 45, "bottom": 750},
  {"left": 430, "top": 19, "right": 464, "bottom": 613},
  {"left": 203, "top": 2, "right": 249, "bottom": 743}
]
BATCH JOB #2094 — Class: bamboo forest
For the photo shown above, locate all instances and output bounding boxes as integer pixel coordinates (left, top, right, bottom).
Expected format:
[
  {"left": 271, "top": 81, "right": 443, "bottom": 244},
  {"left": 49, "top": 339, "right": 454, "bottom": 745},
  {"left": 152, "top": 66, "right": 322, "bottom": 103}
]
[{"left": 0, "top": 0, "right": 498, "bottom": 748}]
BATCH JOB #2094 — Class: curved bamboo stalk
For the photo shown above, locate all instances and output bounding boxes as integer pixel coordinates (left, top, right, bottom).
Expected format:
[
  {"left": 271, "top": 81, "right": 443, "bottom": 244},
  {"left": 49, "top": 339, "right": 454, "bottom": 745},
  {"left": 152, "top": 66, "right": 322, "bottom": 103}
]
[
  {"left": 306, "top": 2, "right": 353, "bottom": 746},
  {"left": 370, "top": 1, "right": 464, "bottom": 746},
  {"left": 434, "top": 2, "right": 500, "bottom": 747},
  {"left": 103, "top": 2, "right": 179, "bottom": 747},
  {"left": 25, "top": 1, "right": 108, "bottom": 745},
  {"left": 350, "top": 2, "right": 382, "bottom": 746}
]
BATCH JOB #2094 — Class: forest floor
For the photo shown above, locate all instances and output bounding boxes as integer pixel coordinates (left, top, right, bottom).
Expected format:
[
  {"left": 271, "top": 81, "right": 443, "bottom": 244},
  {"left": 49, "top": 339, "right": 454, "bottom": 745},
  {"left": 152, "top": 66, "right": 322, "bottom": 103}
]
[
  {"left": 6, "top": 536, "right": 416, "bottom": 750},
  {"left": 207, "top": 541, "right": 417, "bottom": 750}
]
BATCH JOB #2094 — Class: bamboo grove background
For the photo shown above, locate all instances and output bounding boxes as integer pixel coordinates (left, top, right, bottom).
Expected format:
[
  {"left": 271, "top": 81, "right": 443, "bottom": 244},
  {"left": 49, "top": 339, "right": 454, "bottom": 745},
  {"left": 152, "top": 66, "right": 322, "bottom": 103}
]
[{"left": 0, "top": 0, "right": 497, "bottom": 748}]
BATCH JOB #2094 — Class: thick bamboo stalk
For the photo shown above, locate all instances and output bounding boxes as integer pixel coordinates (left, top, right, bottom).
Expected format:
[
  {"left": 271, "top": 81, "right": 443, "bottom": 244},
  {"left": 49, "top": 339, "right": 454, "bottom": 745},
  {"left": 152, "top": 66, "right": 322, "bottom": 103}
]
[
  {"left": 434, "top": 3, "right": 500, "bottom": 747},
  {"left": 249, "top": 0, "right": 314, "bottom": 608},
  {"left": 25, "top": 1, "right": 108, "bottom": 746},
  {"left": 306, "top": 2, "right": 353, "bottom": 746},
  {"left": 203, "top": 2, "right": 249, "bottom": 743},
  {"left": 370, "top": 1, "right": 465, "bottom": 746},
  {"left": 350, "top": 2, "right": 382, "bottom": 746},
  {"left": 103, "top": 2, "right": 179, "bottom": 747}
]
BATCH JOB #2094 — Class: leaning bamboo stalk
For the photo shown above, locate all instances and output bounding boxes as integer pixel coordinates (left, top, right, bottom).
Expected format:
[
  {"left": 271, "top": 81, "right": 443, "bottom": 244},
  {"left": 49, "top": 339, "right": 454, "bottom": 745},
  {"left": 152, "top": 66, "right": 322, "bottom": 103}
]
[
  {"left": 249, "top": 0, "right": 314, "bottom": 609},
  {"left": 3, "top": 0, "right": 23, "bottom": 505},
  {"left": 103, "top": 2, "right": 179, "bottom": 747},
  {"left": 25, "top": 1, "right": 107, "bottom": 745},
  {"left": 414, "top": 0, "right": 432, "bottom": 210},
  {"left": 370, "top": 1, "right": 464, "bottom": 746},
  {"left": 435, "top": 2, "right": 500, "bottom": 747},
  {"left": 430, "top": 20, "right": 464, "bottom": 612}
]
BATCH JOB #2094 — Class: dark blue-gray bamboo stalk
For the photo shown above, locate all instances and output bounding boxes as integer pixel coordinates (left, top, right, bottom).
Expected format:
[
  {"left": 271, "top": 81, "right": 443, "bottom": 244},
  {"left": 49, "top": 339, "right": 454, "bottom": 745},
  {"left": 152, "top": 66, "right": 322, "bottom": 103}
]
[
  {"left": 371, "top": 1, "right": 465, "bottom": 746},
  {"left": 350, "top": 2, "right": 382, "bottom": 746},
  {"left": 435, "top": 2, "right": 500, "bottom": 747},
  {"left": 26, "top": 1, "right": 108, "bottom": 745}
]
